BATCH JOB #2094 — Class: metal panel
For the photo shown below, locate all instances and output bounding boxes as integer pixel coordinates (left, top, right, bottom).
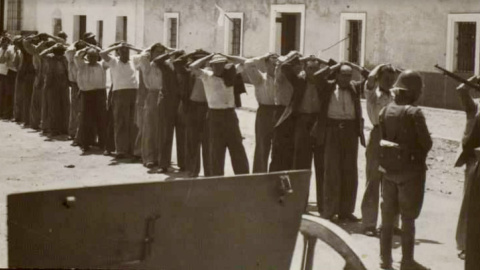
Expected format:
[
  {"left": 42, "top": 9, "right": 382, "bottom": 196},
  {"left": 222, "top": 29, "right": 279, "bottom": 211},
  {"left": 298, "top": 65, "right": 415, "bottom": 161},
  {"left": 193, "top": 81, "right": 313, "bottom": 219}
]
[{"left": 8, "top": 170, "right": 311, "bottom": 270}]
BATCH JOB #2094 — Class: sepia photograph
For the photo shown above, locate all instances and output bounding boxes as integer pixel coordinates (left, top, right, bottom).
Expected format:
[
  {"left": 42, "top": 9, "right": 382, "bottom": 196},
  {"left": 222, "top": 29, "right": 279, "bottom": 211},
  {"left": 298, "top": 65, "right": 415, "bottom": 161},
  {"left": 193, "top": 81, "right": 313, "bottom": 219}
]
[{"left": 0, "top": 0, "right": 479, "bottom": 269}]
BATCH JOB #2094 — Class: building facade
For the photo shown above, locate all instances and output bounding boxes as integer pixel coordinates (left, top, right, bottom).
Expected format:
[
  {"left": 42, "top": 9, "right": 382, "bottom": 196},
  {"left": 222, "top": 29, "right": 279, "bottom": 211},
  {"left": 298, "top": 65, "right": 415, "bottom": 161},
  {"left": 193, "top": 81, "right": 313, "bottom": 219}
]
[{"left": 3, "top": 0, "right": 480, "bottom": 109}]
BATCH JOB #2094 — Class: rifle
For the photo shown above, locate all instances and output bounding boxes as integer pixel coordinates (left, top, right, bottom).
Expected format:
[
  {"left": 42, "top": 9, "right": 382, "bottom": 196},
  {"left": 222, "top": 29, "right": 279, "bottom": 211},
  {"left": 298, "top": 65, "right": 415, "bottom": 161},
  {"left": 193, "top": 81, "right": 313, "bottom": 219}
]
[{"left": 434, "top": 64, "right": 480, "bottom": 91}]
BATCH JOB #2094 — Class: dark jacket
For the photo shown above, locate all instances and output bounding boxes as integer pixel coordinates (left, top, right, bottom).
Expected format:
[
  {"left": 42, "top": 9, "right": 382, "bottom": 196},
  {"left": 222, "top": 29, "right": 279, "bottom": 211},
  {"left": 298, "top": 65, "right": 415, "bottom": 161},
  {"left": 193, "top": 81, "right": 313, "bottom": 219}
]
[
  {"left": 311, "top": 77, "right": 366, "bottom": 147},
  {"left": 274, "top": 58, "right": 322, "bottom": 128},
  {"left": 379, "top": 102, "right": 432, "bottom": 171}
]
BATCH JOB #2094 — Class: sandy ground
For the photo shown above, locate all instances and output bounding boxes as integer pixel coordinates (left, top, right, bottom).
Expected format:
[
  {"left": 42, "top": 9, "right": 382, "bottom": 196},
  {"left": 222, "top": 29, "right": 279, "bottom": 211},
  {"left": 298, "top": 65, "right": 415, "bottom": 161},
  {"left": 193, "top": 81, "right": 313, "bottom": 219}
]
[{"left": 0, "top": 84, "right": 467, "bottom": 269}]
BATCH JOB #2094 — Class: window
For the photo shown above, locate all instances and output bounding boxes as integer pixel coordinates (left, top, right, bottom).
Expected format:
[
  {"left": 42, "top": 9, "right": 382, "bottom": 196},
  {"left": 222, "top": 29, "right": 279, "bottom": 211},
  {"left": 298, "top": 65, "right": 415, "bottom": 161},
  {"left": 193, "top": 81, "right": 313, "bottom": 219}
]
[
  {"left": 447, "top": 14, "right": 480, "bottom": 75},
  {"left": 6, "top": 0, "right": 22, "bottom": 35},
  {"left": 116, "top": 16, "right": 127, "bottom": 42},
  {"left": 53, "top": 18, "right": 62, "bottom": 36},
  {"left": 224, "top": 13, "right": 243, "bottom": 56},
  {"left": 269, "top": 4, "right": 306, "bottom": 54},
  {"left": 339, "top": 13, "right": 366, "bottom": 66},
  {"left": 73, "top": 15, "right": 86, "bottom": 42},
  {"left": 164, "top": 13, "right": 179, "bottom": 49},
  {"left": 96, "top": 20, "right": 103, "bottom": 48},
  {"left": 456, "top": 22, "right": 476, "bottom": 73}
]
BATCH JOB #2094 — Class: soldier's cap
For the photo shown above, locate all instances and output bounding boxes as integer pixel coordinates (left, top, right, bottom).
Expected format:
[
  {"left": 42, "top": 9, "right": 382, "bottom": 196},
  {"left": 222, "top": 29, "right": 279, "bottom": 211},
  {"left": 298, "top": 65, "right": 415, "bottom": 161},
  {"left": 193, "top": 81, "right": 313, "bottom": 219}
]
[
  {"left": 210, "top": 54, "right": 227, "bottom": 64},
  {"left": 82, "top": 32, "right": 96, "bottom": 40}
]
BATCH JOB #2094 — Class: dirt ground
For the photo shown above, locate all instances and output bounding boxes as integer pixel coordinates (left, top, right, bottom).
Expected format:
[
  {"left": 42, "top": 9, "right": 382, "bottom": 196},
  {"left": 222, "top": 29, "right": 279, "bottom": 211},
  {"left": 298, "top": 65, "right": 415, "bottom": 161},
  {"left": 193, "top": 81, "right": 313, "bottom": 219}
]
[{"left": 0, "top": 85, "right": 468, "bottom": 269}]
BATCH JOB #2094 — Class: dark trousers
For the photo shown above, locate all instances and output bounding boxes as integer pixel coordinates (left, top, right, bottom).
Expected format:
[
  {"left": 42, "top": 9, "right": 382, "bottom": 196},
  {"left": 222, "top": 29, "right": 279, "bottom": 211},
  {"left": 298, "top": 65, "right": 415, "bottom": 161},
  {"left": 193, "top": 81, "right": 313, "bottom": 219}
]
[
  {"left": 141, "top": 90, "right": 160, "bottom": 165},
  {"left": 253, "top": 104, "right": 276, "bottom": 173},
  {"left": 293, "top": 113, "right": 324, "bottom": 213},
  {"left": 47, "top": 79, "right": 69, "bottom": 135},
  {"left": 456, "top": 157, "right": 476, "bottom": 251},
  {"left": 380, "top": 172, "right": 426, "bottom": 265},
  {"left": 1, "top": 70, "right": 16, "bottom": 119},
  {"left": 0, "top": 74, "right": 9, "bottom": 119},
  {"left": 29, "top": 72, "right": 43, "bottom": 129},
  {"left": 323, "top": 119, "right": 359, "bottom": 217},
  {"left": 466, "top": 160, "right": 480, "bottom": 270},
  {"left": 112, "top": 89, "right": 138, "bottom": 155},
  {"left": 207, "top": 108, "right": 249, "bottom": 176},
  {"left": 105, "top": 89, "right": 116, "bottom": 153},
  {"left": 14, "top": 71, "right": 34, "bottom": 124},
  {"left": 186, "top": 101, "right": 210, "bottom": 176},
  {"left": 270, "top": 105, "right": 295, "bottom": 172},
  {"left": 68, "top": 82, "right": 81, "bottom": 139},
  {"left": 158, "top": 93, "right": 185, "bottom": 169},
  {"left": 77, "top": 89, "right": 107, "bottom": 149},
  {"left": 40, "top": 74, "right": 49, "bottom": 132}
]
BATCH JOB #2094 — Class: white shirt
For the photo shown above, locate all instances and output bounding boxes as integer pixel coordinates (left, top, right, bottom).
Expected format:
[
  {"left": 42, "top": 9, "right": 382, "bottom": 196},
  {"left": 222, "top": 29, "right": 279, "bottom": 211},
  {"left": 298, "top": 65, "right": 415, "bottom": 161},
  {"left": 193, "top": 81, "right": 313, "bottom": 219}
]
[
  {"left": 365, "top": 83, "right": 393, "bottom": 125},
  {"left": 243, "top": 59, "right": 275, "bottom": 105},
  {"left": 74, "top": 52, "right": 109, "bottom": 91},
  {"left": 135, "top": 52, "right": 162, "bottom": 90},
  {"left": 198, "top": 69, "right": 235, "bottom": 109},
  {"left": 107, "top": 56, "right": 139, "bottom": 91}
]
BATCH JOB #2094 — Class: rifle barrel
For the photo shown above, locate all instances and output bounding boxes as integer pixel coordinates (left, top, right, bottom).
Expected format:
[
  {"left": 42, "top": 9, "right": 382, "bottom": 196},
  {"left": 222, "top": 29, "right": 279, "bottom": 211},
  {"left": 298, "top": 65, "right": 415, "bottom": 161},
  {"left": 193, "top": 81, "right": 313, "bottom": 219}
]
[{"left": 434, "top": 65, "right": 480, "bottom": 91}]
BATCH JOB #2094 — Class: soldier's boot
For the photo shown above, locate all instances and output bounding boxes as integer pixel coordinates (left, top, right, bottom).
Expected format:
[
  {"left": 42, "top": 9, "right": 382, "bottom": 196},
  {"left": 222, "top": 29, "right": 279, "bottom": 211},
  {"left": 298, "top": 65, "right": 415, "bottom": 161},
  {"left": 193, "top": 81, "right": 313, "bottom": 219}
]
[
  {"left": 379, "top": 226, "right": 393, "bottom": 269},
  {"left": 400, "top": 221, "right": 430, "bottom": 270}
]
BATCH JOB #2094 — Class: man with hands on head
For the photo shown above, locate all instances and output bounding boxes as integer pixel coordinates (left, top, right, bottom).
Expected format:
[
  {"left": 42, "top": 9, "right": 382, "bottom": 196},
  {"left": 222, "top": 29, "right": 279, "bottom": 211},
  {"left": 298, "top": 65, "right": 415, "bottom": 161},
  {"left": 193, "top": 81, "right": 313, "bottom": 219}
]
[
  {"left": 74, "top": 42, "right": 108, "bottom": 154},
  {"left": 100, "top": 42, "right": 142, "bottom": 160},
  {"left": 189, "top": 53, "right": 249, "bottom": 176}
]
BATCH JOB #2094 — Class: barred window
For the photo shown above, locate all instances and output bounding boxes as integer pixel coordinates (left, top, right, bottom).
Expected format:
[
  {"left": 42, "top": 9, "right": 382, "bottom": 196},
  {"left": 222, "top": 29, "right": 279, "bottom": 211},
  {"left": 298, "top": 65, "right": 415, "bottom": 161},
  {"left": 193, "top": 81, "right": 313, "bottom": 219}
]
[
  {"left": 7, "top": 0, "right": 22, "bottom": 35},
  {"left": 456, "top": 22, "right": 476, "bottom": 73},
  {"left": 169, "top": 18, "right": 177, "bottom": 48},
  {"left": 73, "top": 15, "right": 86, "bottom": 42},
  {"left": 347, "top": 20, "right": 362, "bottom": 65},
  {"left": 231, "top": 18, "right": 241, "bottom": 56}
]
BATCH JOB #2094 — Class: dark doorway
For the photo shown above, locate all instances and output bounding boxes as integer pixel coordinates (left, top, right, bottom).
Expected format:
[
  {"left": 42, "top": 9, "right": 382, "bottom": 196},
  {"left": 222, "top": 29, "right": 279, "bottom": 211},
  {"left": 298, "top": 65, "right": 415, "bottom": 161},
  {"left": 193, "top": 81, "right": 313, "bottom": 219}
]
[
  {"left": 277, "top": 13, "right": 301, "bottom": 55},
  {"left": 0, "top": 0, "right": 4, "bottom": 33},
  {"left": 74, "top": 15, "right": 86, "bottom": 41}
]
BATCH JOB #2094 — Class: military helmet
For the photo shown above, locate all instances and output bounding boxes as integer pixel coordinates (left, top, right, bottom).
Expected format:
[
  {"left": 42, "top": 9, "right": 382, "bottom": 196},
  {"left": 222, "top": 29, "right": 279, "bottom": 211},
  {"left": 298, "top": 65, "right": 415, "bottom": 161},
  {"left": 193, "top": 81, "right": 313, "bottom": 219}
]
[{"left": 392, "top": 70, "right": 423, "bottom": 101}]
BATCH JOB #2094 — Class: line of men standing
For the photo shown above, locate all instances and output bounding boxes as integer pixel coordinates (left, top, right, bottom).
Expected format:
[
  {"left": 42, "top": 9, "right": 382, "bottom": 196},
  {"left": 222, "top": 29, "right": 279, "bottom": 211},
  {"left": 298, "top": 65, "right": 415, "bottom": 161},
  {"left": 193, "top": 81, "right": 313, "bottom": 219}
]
[{"left": 6, "top": 29, "right": 480, "bottom": 269}]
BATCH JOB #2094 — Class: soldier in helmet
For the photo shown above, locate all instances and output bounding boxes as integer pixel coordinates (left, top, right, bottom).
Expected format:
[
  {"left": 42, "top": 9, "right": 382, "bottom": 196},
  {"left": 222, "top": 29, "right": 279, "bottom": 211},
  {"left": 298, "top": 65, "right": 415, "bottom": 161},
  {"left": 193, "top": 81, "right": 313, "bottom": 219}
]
[{"left": 378, "top": 70, "right": 432, "bottom": 270}]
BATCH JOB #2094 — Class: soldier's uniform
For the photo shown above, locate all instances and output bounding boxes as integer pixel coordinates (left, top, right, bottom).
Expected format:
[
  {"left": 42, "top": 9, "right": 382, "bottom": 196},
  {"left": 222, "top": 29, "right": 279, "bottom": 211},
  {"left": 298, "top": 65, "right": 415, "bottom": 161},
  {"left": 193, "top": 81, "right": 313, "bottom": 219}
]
[{"left": 378, "top": 70, "right": 432, "bottom": 270}]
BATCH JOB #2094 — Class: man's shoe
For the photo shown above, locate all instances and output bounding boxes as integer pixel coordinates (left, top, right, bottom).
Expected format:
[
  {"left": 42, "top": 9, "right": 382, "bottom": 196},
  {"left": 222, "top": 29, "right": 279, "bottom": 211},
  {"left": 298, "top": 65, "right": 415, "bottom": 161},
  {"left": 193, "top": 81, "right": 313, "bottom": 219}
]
[
  {"left": 400, "top": 260, "right": 430, "bottom": 270},
  {"left": 145, "top": 162, "right": 155, "bottom": 169},
  {"left": 362, "top": 226, "right": 377, "bottom": 237},
  {"left": 380, "top": 261, "right": 394, "bottom": 270},
  {"left": 338, "top": 214, "right": 362, "bottom": 222},
  {"left": 115, "top": 153, "right": 126, "bottom": 159}
]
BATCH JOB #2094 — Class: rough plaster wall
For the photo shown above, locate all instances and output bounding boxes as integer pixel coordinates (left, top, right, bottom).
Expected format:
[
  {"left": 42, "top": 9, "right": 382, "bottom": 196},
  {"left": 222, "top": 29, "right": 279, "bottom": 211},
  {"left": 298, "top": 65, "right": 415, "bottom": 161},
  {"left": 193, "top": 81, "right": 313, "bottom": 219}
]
[
  {"left": 144, "top": 0, "right": 479, "bottom": 72},
  {"left": 21, "top": 0, "right": 37, "bottom": 31},
  {"left": 34, "top": 0, "right": 139, "bottom": 46}
]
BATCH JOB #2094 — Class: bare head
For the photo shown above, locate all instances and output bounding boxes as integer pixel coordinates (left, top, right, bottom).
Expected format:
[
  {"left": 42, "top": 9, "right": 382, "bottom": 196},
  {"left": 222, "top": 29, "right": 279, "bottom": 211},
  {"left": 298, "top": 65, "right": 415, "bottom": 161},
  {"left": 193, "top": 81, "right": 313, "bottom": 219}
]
[
  {"left": 150, "top": 43, "right": 166, "bottom": 59},
  {"left": 116, "top": 43, "right": 130, "bottom": 63},
  {"left": 304, "top": 58, "right": 321, "bottom": 83},
  {"left": 86, "top": 48, "right": 99, "bottom": 65},
  {"left": 210, "top": 54, "right": 228, "bottom": 77},
  {"left": 265, "top": 54, "right": 279, "bottom": 77},
  {"left": 378, "top": 64, "right": 396, "bottom": 92},
  {"left": 336, "top": 64, "right": 353, "bottom": 88}
]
